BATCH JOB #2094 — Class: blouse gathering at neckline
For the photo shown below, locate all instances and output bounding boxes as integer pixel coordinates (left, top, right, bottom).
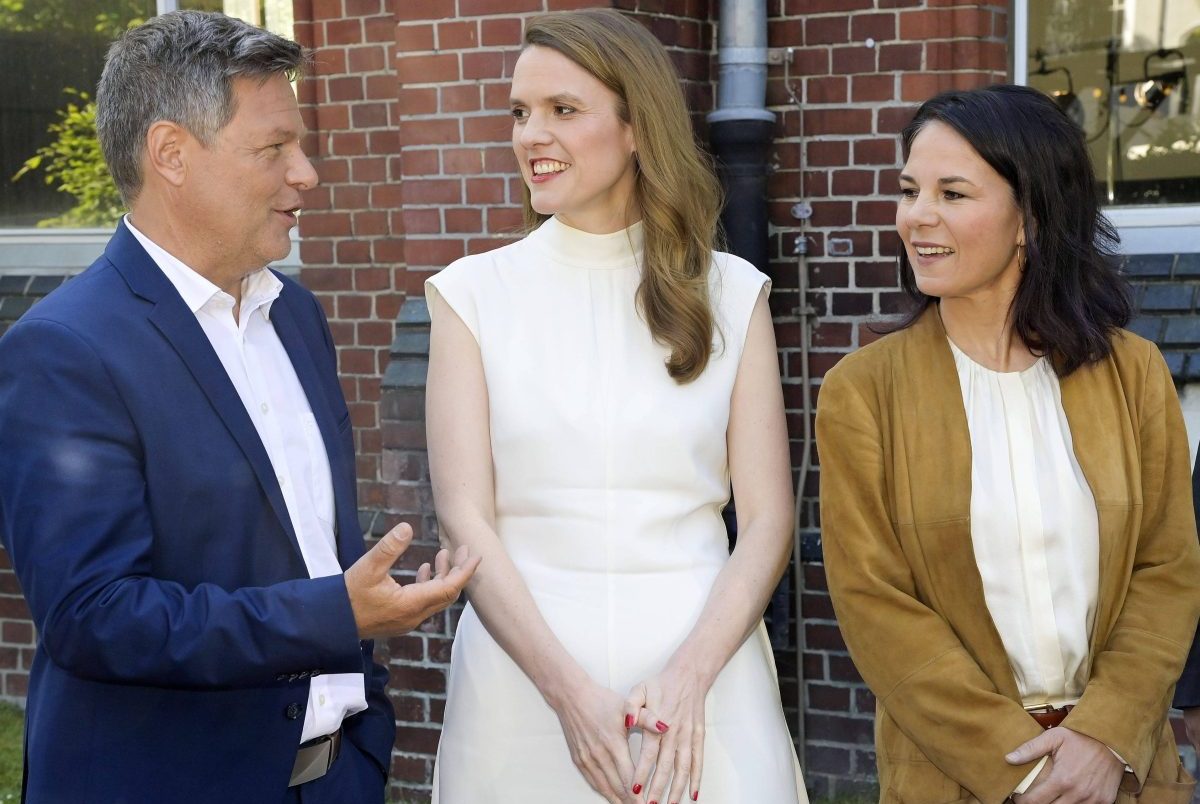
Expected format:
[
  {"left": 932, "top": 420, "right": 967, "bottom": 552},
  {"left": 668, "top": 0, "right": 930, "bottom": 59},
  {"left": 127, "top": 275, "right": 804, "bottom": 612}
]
[{"left": 947, "top": 337, "right": 1048, "bottom": 380}]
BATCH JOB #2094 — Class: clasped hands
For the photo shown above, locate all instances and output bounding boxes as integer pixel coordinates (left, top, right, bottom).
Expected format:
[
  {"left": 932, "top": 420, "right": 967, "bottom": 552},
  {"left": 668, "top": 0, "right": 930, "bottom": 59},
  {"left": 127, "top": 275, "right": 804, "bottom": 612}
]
[
  {"left": 1007, "top": 726, "right": 1125, "bottom": 804},
  {"left": 551, "top": 662, "right": 711, "bottom": 804},
  {"left": 344, "top": 522, "right": 481, "bottom": 638}
]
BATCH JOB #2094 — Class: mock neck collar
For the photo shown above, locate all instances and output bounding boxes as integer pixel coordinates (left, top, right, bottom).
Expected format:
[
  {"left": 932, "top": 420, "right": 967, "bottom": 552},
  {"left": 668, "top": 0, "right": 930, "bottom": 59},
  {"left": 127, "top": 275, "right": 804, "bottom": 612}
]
[{"left": 527, "top": 215, "right": 644, "bottom": 269}]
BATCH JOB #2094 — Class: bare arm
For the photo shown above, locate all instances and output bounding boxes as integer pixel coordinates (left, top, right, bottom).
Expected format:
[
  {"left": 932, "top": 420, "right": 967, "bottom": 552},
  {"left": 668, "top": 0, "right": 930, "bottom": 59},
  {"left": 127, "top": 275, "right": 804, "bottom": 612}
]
[{"left": 426, "top": 291, "right": 638, "bottom": 804}]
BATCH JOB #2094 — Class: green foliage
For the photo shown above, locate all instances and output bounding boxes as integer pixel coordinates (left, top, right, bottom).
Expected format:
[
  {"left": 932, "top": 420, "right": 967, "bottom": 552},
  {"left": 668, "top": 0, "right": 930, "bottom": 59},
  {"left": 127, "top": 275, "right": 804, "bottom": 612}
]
[
  {"left": 0, "top": 0, "right": 147, "bottom": 38},
  {"left": 0, "top": 701, "right": 22, "bottom": 801},
  {"left": 12, "top": 90, "right": 124, "bottom": 229}
]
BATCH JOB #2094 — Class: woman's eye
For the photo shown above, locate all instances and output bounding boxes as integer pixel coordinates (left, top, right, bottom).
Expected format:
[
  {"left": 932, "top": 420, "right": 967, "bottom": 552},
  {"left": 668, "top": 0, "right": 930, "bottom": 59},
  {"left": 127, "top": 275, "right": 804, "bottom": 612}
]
[
  {"left": 899, "top": 188, "right": 918, "bottom": 199},
  {"left": 943, "top": 190, "right": 963, "bottom": 200},
  {"left": 554, "top": 105, "right": 575, "bottom": 115},
  {"left": 511, "top": 108, "right": 527, "bottom": 121}
]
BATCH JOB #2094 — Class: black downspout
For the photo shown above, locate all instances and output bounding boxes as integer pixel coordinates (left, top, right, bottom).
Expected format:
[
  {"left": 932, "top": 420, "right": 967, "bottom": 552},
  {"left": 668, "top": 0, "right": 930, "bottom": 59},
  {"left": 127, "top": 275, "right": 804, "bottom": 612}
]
[{"left": 710, "top": 118, "right": 775, "bottom": 276}]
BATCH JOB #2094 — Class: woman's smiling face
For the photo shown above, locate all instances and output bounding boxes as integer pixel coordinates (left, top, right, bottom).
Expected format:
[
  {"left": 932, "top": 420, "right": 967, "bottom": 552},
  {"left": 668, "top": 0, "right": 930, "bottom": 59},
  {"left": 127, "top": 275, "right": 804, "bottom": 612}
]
[
  {"left": 509, "top": 45, "right": 639, "bottom": 234},
  {"left": 896, "top": 120, "right": 1025, "bottom": 303}
]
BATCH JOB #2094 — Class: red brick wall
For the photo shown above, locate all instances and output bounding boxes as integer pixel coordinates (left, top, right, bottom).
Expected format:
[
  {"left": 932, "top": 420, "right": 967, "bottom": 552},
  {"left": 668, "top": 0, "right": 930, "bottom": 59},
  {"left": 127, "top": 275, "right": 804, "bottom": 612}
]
[
  {"left": 292, "top": 1, "right": 1014, "bottom": 801},
  {"left": 0, "top": 549, "right": 32, "bottom": 701}
]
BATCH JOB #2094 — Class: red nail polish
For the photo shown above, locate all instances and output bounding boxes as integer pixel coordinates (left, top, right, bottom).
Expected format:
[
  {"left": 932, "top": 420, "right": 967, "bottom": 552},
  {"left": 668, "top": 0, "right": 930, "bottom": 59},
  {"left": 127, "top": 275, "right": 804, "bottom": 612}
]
[
  {"left": 693, "top": 792, "right": 699, "bottom": 801},
  {"left": 625, "top": 713, "right": 635, "bottom": 728},
  {"left": 655, "top": 720, "right": 669, "bottom": 733},
  {"left": 632, "top": 783, "right": 642, "bottom": 794}
]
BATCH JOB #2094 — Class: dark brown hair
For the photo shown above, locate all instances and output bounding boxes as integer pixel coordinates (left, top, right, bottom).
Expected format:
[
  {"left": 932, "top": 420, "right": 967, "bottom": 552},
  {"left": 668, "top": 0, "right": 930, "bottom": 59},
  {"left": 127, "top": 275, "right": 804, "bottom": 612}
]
[{"left": 895, "top": 84, "right": 1131, "bottom": 376}]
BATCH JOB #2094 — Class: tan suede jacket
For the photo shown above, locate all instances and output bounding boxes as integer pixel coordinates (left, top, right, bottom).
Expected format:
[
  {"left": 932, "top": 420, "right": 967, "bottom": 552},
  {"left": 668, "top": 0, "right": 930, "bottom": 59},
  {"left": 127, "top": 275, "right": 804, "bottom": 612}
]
[{"left": 816, "top": 307, "right": 1200, "bottom": 804}]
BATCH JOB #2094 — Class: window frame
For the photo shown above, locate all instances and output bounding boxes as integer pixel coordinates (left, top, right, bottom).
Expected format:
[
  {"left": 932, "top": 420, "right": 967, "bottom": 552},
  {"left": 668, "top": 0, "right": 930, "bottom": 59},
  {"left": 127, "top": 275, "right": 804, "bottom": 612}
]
[
  {"left": 0, "top": 0, "right": 300, "bottom": 276},
  {"left": 1013, "top": 0, "right": 1200, "bottom": 254}
]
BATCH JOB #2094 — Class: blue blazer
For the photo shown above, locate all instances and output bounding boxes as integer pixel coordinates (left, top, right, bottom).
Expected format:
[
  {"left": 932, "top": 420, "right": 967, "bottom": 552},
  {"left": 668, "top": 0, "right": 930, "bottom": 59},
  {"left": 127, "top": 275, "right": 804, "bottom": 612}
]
[{"left": 0, "top": 222, "right": 394, "bottom": 802}]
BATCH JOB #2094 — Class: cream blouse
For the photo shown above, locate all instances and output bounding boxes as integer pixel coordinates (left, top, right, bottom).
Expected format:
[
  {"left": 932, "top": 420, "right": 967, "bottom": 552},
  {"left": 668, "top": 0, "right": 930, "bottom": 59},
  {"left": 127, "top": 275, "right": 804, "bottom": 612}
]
[{"left": 950, "top": 339, "right": 1100, "bottom": 709}]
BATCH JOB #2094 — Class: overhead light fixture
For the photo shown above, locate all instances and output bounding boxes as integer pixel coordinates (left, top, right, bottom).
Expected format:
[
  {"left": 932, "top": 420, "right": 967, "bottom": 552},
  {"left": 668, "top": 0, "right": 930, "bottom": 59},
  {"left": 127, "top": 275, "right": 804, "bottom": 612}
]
[
  {"left": 1031, "top": 49, "right": 1083, "bottom": 127},
  {"left": 1135, "top": 49, "right": 1190, "bottom": 113}
]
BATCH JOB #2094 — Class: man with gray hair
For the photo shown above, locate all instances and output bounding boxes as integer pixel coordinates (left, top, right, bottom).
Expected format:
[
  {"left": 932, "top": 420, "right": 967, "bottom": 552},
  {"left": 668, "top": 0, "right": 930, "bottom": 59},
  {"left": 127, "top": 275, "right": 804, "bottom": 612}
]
[{"left": 0, "top": 11, "right": 478, "bottom": 802}]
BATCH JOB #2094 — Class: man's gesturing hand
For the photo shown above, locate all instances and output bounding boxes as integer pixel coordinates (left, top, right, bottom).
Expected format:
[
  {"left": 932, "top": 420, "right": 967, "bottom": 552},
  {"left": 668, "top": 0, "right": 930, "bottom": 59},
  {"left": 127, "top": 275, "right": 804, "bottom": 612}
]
[{"left": 345, "top": 523, "right": 480, "bottom": 639}]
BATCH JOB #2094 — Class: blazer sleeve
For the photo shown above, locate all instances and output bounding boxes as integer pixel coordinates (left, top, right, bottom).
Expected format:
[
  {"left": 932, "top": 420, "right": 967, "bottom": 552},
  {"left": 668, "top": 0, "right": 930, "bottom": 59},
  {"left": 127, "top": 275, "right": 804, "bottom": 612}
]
[
  {"left": 0, "top": 317, "right": 365, "bottom": 688},
  {"left": 1062, "top": 350, "right": 1200, "bottom": 780},
  {"left": 1170, "top": 448, "right": 1200, "bottom": 710},
  {"left": 816, "top": 362, "right": 1044, "bottom": 801}
]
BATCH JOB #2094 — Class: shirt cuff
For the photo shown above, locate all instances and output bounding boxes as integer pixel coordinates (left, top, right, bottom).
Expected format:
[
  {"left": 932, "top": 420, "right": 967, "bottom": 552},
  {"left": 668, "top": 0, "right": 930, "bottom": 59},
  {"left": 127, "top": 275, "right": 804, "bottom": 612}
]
[
  {"left": 1108, "top": 746, "right": 1132, "bottom": 773},
  {"left": 1013, "top": 756, "right": 1049, "bottom": 795}
]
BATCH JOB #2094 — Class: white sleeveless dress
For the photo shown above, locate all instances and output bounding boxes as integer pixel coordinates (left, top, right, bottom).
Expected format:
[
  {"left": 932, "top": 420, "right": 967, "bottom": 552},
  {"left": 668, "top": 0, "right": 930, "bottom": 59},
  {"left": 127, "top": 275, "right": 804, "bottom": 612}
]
[{"left": 426, "top": 215, "right": 806, "bottom": 803}]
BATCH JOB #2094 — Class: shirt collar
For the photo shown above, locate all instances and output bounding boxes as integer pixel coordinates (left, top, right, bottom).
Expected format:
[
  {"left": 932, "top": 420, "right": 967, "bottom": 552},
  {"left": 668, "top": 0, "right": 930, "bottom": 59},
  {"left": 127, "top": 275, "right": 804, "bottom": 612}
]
[{"left": 124, "top": 214, "right": 282, "bottom": 319}]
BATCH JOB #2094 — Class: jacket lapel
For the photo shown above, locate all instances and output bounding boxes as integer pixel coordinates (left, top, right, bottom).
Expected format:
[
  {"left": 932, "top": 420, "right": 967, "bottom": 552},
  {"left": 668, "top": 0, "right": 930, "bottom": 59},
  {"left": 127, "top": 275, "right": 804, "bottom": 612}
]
[
  {"left": 1057, "top": 350, "right": 1137, "bottom": 659},
  {"left": 899, "top": 308, "right": 1024, "bottom": 700},
  {"left": 107, "top": 222, "right": 304, "bottom": 558},
  {"left": 269, "top": 289, "right": 362, "bottom": 566}
]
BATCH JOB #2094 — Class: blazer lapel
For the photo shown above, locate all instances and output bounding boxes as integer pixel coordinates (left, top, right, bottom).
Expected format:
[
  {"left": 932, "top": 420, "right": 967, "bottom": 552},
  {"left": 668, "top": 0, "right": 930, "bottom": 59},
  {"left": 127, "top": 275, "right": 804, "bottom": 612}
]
[
  {"left": 899, "top": 307, "right": 1023, "bottom": 700},
  {"left": 893, "top": 307, "right": 973, "bottom": 524},
  {"left": 269, "top": 289, "right": 362, "bottom": 566},
  {"left": 108, "top": 223, "right": 303, "bottom": 558},
  {"left": 1058, "top": 351, "right": 1138, "bottom": 657}
]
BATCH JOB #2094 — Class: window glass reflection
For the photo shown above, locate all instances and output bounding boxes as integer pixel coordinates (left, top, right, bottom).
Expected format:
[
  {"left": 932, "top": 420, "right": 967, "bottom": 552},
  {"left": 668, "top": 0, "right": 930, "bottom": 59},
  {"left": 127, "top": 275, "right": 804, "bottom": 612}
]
[
  {"left": 1027, "top": 0, "right": 1200, "bottom": 205},
  {"left": 180, "top": 0, "right": 293, "bottom": 38},
  {"left": 0, "top": 0, "right": 154, "bottom": 228},
  {"left": 0, "top": 0, "right": 293, "bottom": 230}
]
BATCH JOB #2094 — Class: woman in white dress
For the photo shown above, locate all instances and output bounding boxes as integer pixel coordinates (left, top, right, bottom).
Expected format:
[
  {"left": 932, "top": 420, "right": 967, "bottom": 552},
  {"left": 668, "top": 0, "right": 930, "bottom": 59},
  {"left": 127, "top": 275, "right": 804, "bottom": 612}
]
[
  {"left": 817, "top": 85, "right": 1200, "bottom": 803},
  {"left": 425, "top": 9, "right": 805, "bottom": 804}
]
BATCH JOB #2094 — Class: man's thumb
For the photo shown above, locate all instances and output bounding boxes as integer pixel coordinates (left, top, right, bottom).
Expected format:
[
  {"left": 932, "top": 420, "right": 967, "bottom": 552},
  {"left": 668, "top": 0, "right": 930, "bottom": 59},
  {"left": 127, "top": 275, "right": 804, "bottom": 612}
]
[
  {"left": 1006, "top": 730, "right": 1056, "bottom": 765},
  {"left": 366, "top": 523, "right": 413, "bottom": 573}
]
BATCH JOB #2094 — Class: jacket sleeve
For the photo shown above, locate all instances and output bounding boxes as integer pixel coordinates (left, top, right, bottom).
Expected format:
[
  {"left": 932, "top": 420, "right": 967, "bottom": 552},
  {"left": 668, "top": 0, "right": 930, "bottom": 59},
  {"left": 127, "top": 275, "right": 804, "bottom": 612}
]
[
  {"left": 0, "top": 317, "right": 365, "bottom": 688},
  {"left": 1062, "top": 349, "right": 1200, "bottom": 781},
  {"left": 816, "top": 363, "right": 1044, "bottom": 801}
]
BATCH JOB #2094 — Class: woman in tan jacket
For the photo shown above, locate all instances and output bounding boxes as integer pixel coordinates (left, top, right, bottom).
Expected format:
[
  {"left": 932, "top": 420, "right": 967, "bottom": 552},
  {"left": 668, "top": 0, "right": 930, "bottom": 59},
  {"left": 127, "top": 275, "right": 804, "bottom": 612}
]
[{"left": 817, "top": 84, "right": 1200, "bottom": 804}]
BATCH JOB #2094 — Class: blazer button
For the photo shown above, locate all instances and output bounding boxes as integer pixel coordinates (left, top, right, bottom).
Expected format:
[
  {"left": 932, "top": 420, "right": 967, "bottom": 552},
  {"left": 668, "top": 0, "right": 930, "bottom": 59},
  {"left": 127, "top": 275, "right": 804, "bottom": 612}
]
[{"left": 285, "top": 703, "right": 301, "bottom": 720}]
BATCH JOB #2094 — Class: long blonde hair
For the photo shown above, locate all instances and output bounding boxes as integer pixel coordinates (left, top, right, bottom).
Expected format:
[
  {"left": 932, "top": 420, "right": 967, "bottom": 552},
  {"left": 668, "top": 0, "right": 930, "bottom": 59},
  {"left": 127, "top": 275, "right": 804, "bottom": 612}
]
[{"left": 521, "top": 9, "right": 723, "bottom": 384}]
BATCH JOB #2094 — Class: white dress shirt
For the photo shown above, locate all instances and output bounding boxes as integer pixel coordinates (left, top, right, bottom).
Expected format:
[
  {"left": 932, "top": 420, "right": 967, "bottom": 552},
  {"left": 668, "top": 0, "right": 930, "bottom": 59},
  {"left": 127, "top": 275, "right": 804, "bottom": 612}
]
[
  {"left": 127, "top": 216, "right": 366, "bottom": 742},
  {"left": 950, "top": 339, "right": 1100, "bottom": 792}
]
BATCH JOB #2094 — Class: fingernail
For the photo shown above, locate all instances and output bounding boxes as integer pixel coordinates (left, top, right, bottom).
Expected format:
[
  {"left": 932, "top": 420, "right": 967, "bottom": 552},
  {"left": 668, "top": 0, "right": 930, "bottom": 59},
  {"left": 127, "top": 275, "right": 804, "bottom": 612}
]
[
  {"left": 625, "top": 714, "right": 635, "bottom": 729},
  {"left": 655, "top": 720, "right": 669, "bottom": 733},
  {"left": 1005, "top": 752, "right": 1019, "bottom": 762},
  {"left": 632, "top": 783, "right": 642, "bottom": 794},
  {"left": 693, "top": 792, "right": 699, "bottom": 801}
]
